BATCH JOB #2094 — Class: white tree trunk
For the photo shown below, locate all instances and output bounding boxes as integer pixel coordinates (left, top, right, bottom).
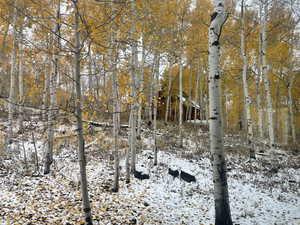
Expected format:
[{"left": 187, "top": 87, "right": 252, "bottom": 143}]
[
  {"left": 187, "top": 63, "right": 193, "bottom": 121},
  {"left": 7, "top": 0, "right": 19, "bottom": 147},
  {"left": 73, "top": 2, "right": 93, "bottom": 224},
  {"left": 43, "top": 1, "right": 60, "bottom": 175},
  {"left": 137, "top": 38, "right": 145, "bottom": 138},
  {"left": 194, "top": 61, "right": 201, "bottom": 123},
  {"left": 88, "top": 47, "right": 93, "bottom": 93},
  {"left": 148, "top": 64, "right": 154, "bottom": 122},
  {"left": 261, "top": 2, "right": 275, "bottom": 151},
  {"left": 153, "top": 53, "right": 159, "bottom": 166},
  {"left": 179, "top": 56, "right": 183, "bottom": 148},
  {"left": 240, "top": 0, "right": 254, "bottom": 158},
  {"left": 256, "top": 66, "right": 264, "bottom": 139},
  {"left": 111, "top": 1, "right": 119, "bottom": 192},
  {"left": 256, "top": 7, "right": 264, "bottom": 140},
  {"left": 42, "top": 53, "right": 51, "bottom": 125},
  {"left": 129, "top": 0, "right": 138, "bottom": 173},
  {"left": 18, "top": 22, "right": 24, "bottom": 131},
  {"left": 208, "top": 1, "right": 232, "bottom": 224},
  {"left": 288, "top": 75, "right": 296, "bottom": 144},
  {"left": 165, "top": 64, "right": 172, "bottom": 122}
]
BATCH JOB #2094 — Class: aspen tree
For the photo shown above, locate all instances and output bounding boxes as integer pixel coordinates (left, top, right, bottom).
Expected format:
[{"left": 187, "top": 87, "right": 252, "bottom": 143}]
[
  {"left": 261, "top": 1, "right": 275, "bottom": 151},
  {"left": 187, "top": 63, "right": 193, "bottom": 121},
  {"left": 165, "top": 61, "right": 172, "bottom": 122},
  {"left": 129, "top": 0, "right": 138, "bottom": 173},
  {"left": 288, "top": 74, "right": 296, "bottom": 144},
  {"left": 18, "top": 14, "right": 24, "bottom": 132},
  {"left": 73, "top": 0, "right": 93, "bottom": 223},
  {"left": 7, "top": 0, "right": 18, "bottom": 148},
  {"left": 179, "top": 56, "right": 183, "bottom": 148},
  {"left": 256, "top": 3, "right": 264, "bottom": 139},
  {"left": 194, "top": 60, "right": 201, "bottom": 123},
  {"left": 240, "top": 0, "right": 254, "bottom": 158},
  {"left": 110, "top": 1, "right": 120, "bottom": 192},
  {"left": 153, "top": 53, "right": 159, "bottom": 166},
  {"left": 137, "top": 38, "right": 145, "bottom": 138},
  {"left": 208, "top": 0, "right": 232, "bottom": 224},
  {"left": 43, "top": 0, "right": 60, "bottom": 174}
]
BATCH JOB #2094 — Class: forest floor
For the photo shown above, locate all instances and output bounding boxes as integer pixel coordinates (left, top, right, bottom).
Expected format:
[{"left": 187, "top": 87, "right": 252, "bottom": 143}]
[{"left": 0, "top": 119, "right": 299, "bottom": 225}]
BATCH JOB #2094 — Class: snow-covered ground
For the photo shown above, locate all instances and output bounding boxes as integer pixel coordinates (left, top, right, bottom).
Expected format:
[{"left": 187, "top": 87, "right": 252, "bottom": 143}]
[{"left": 0, "top": 122, "right": 299, "bottom": 225}]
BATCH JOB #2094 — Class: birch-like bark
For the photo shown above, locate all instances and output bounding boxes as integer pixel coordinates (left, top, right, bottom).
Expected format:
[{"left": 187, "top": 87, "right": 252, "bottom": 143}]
[
  {"left": 137, "top": 38, "right": 145, "bottom": 138},
  {"left": 148, "top": 64, "right": 154, "bottom": 122},
  {"left": 129, "top": 0, "right": 138, "bottom": 173},
  {"left": 261, "top": 2, "right": 275, "bottom": 150},
  {"left": 194, "top": 61, "right": 201, "bottom": 123},
  {"left": 73, "top": 2, "right": 93, "bottom": 224},
  {"left": 208, "top": 1, "right": 232, "bottom": 224},
  {"left": 187, "top": 64, "right": 193, "bottom": 121},
  {"left": 179, "top": 56, "right": 183, "bottom": 148},
  {"left": 153, "top": 54, "right": 159, "bottom": 166},
  {"left": 240, "top": 0, "right": 254, "bottom": 158},
  {"left": 42, "top": 53, "right": 50, "bottom": 124},
  {"left": 110, "top": 1, "right": 119, "bottom": 192},
  {"left": 256, "top": 64, "right": 264, "bottom": 139},
  {"left": 7, "top": 0, "right": 19, "bottom": 147},
  {"left": 256, "top": 5, "right": 264, "bottom": 139},
  {"left": 165, "top": 65, "right": 172, "bottom": 122},
  {"left": 88, "top": 47, "right": 93, "bottom": 93},
  {"left": 43, "top": 0, "right": 60, "bottom": 174},
  {"left": 288, "top": 75, "right": 296, "bottom": 144},
  {"left": 18, "top": 21, "right": 24, "bottom": 131}
]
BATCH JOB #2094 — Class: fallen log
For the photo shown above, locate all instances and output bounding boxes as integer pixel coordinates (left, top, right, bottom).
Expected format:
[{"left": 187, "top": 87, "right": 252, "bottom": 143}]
[{"left": 82, "top": 119, "right": 129, "bottom": 129}]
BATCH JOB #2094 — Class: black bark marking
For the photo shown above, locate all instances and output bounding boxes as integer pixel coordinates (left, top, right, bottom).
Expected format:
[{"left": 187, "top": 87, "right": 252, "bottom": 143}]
[
  {"left": 211, "top": 12, "right": 218, "bottom": 22},
  {"left": 212, "top": 40, "right": 220, "bottom": 46},
  {"left": 210, "top": 117, "right": 218, "bottom": 120},
  {"left": 214, "top": 74, "right": 220, "bottom": 79},
  {"left": 83, "top": 207, "right": 91, "bottom": 213}
]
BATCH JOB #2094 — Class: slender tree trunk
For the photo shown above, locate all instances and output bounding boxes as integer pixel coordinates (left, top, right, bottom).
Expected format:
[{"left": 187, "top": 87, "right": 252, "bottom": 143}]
[
  {"left": 137, "top": 39, "right": 145, "bottom": 138},
  {"left": 179, "top": 57, "right": 183, "bottom": 148},
  {"left": 42, "top": 53, "right": 51, "bottom": 125},
  {"left": 43, "top": 0, "right": 60, "bottom": 174},
  {"left": 288, "top": 76, "right": 296, "bottom": 144},
  {"left": 187, "top": 63, "right": 193, "bottom": 121},
  {"left": 88, "top": 47, "right": 93, "bottom": 93},
  {"left": 256, "top": 7, "right": 264, "bottom": 140},
  {"left": 110, "top": 1, "right": 119, "bottom": 192},
  {"left": 148, "top": 64, "right": 154, "bottom": 122},
  {"left": 129, "top": 0, "right": 138, "bottom": 173},
  {"left": 73, "top": 2, "right": 93, "bottom": 224},
  {"left": 256, "top": 65, "right": 264, "bottom": 139},
  {"left": 261, "top": 2, "right": 275, "bottom": 151},
  {"left": 165, "top": 66, "right": 172, "bottom": 122},
  {"left": 194, "top": 61, "right": 200, "bottom": 123},
  {"left": 153, "top": 54, "right": 159, "bottom": 166},
  {"left": 208, "top": 2, "right": 232, "bottom": 225},
  {"left": 240, "top": 0, "right": 254, "bottom": 159},
  {"left": 18, "top": 22, "right": 24, "bottom": 131},
  {"left": 275, "top": 82, "right": 280, "bottom": 141},
  {"left": 7, "top": 0, "right": 19, "bottom": 148}
]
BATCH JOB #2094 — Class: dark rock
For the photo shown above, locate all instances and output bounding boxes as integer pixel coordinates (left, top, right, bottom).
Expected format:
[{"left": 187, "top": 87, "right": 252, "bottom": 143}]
[
  {"left": 168, "top": 168, "right": 179, "bottom": 178},
  {"left": 180, "top": 170, "right": 196, "bottom": 183},
  {"left": 134, "top": 170, "right": 150, "bottom": 180}
]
